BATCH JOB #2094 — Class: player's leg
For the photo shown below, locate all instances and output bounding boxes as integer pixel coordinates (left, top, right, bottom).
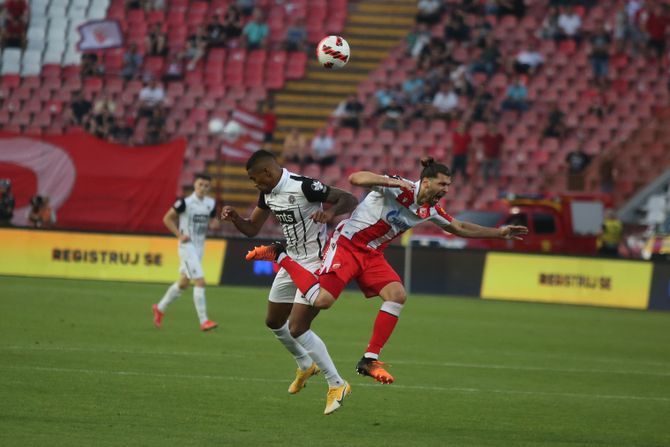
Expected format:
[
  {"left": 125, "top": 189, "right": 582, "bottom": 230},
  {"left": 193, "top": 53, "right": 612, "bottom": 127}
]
[
  {"left": 192, "top": 276, "right": 217, "bottom": 331},
  {"left": 289, "top": 301, "right": 350, "bottom": 414},
  {"left": 267, "top": 270, "right": 319, "bottom": 393},
  {"left": 354, "top": 255, "right": 405, "bottom": 384},
  {"left": 152, "top": 271, "right": 189, "bottom": 328}
]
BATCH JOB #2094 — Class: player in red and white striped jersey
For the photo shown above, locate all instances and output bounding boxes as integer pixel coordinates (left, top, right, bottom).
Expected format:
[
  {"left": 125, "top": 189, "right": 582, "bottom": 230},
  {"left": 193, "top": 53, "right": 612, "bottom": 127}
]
[{"left": 248, "top": 157, "right": 528, "bottom": 384}]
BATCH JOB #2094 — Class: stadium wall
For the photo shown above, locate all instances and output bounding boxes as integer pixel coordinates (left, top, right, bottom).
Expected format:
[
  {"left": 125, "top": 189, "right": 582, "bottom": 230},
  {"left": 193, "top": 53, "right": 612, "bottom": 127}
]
[{"left": 1, "top": 228, "right": 667, "bottom": 311}]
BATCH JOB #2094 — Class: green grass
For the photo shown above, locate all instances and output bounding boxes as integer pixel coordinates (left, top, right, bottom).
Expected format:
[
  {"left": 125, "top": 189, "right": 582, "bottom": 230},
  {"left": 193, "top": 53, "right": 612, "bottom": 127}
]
[{"left": 1, "top": 276, "right": 670, "bottom": 447}]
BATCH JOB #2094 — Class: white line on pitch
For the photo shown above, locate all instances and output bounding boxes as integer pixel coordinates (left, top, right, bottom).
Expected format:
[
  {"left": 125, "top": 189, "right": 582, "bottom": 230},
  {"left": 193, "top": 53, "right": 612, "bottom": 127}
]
[
  {"left": 3, "top": 345, "right": 670, "bottom": 378},
  {"left": 2, "top": 364, "right": 669, "bottom": 403}
]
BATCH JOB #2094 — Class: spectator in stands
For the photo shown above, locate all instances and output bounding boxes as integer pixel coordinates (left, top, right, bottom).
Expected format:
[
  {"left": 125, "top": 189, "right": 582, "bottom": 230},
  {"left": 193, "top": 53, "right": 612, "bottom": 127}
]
[
  {"left": 162, "top": 54, "right": 184, "bottom": 82},
  {"left": 27, "top": 195, "right": 56, "bottom": 229},
  {"left": 307, "top": 129, "right": 336, "bottom": 168},
  {"left": 184, "top": 26, "right": 208, "bottom": 70},
  {"left": 121, "top": 44, "right": 143, "bottom": 80},
  {"left": 444, "top": 9, "right": 470, "bottom": 42},
  {"left": 542, "top": 102, "right": 567, "bottom": 139},
  {"left": 145, "top": 106, "right": 166, "bottom": 145},
  {"left": 377, "top": 98, "right": 406, "bottom": 131},
  {"left": 451, "top": 121, "right": 473, "bottom": 181},
  {"left": 638, "top": 3, "right": 670, "bottom": 59},
  {"left": 137, "top": 80, "right": 165, "bottom": 118},
  {"left": 222, "top": 4, "right": 243, "bottom": 43},
  {"left": 431, "top": 81, "right": 459, "bottom": 120},
  {"left": 539, "top": 6, "right": 561, "bottom": 40},
  {"left": 2, "top": 15, "right": 25, "bottom": 49},
  {"left": 88, "top": 99, "right": 116, "bottom": 140},
  {"left": 418, "top": 36, "right": 449, "bottom": 70},
  {"left": 206, "top": 15, "right": 226, "bottom": 49},
  {"left": 4, "top": 0, "right": 27, "bottom": 22},
  {"left": 501, "top": 75, "right": 529, "bottom": 113},
  {"left": 470, "top": 35, "right": 501, "bottom": 76},
  {"left": 242, "top": 8, "right": 268, "bottom": 50},
  {"left": 403, "top": 69, "right": 426, "bottom": 105},
  {"left": 479, "top": 122, "right": 504, "bottom": 181},
  {"left": 471, "top": 85, "right": 495, "bottom": 122},
  {"left": 0, "top": 179, "right": 14, "bottom": 227},
  {"left": 406, "top": 23, "right": 431, "bottom": 58},
  {"left": 284, "top": 17, "right": 307, "bottom": 52},
  {"left": 262, "top": 103, "right": 277, "bottom": 143},
  {"left": 589, "top": 22, "right": 612, "bottom": 87},
  {"left": 513, "top": 40, "right": 544, "bottom": 75},
  {"left": 587, "top": 84, "right": 612, "bottom": 119},
  {"left": 416, "top": 0, "right": 443, "bottom": 26},
  {"left": 334, "top": 94, "right": 364, "bottom": 130},
  {"left": 283, "top": 128, "right": 308, "bottom": 165},
  {"left": 494, "top": 0, "right": 526, "bottom": 18},
  {"left": 81, "top": 52, "right": 104, "bottom": 78},
  {"left": 236, "top": 0, "right": 256, "bottom": 17},
  {"left": 110, "top": 117, "right": 135, "bottom": 145},
  {"left": 565, "top": 145, "right": 591, "bottom": 190},
  {"left": 374, "top": 86, "right": 395, "bottom": 114},
  {"left": 146, "top": 24, "right": 167, "bottom": 56},
  {"left": 557, "top": 6, "right": 582, "bottom": 42},
  {"left": 472, "top": 16, "right": 494, "bottom": 48},
  {"left": 67, "top": 91, "right": 93, "bottom": 126}
]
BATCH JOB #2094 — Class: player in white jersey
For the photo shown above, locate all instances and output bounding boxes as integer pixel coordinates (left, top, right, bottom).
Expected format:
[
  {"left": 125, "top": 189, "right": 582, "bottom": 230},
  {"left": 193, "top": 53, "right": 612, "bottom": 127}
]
[
  {"left": 220, "top": 150, "right": 358, "bottom": 415},
  {"left": 152, "top": 173, "right": 221, "bottom": 331},
  {"left": 247, "top": 157, "right": 528, "bottom": 384}
]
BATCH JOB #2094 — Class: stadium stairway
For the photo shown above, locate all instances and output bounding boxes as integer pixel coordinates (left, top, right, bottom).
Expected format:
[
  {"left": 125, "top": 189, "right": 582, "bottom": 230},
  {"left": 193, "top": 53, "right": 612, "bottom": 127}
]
[{"left": 218, "top": 0, "right": 416, "bottom": 211}]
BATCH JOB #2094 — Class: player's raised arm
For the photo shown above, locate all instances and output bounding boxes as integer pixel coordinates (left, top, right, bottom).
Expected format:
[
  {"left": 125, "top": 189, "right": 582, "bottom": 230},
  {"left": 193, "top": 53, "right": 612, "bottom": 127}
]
[
  {"left": 348, "top": 171, "right": 414, "bottom": 190},
  {"left": 443, "top": 218, "right": 529, "bottom": 240},
  {"left": 220, "top": 204, "right": 271, "bottom": 237}
]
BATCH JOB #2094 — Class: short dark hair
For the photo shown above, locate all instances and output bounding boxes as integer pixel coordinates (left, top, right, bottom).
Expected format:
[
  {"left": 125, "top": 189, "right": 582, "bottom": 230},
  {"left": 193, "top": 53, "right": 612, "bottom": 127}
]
[
  {"left": 194, "top": 173, "right": 212, "bottom": 182},
  {"left": 245, "top": 149, "right": 277, "bottom": 171},
  {"left": 420, "top": 157, "right": 450, "bottom": 179}
]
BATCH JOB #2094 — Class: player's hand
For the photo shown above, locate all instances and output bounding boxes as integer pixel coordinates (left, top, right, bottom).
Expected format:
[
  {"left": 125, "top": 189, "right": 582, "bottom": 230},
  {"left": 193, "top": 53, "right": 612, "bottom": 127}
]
[
  {"left": 310, "top": 209, "right": 333, "bottom": 223},
  {"left": 388, "top": 178, "right": 415, "bottom": 191},
  {"left": 219, "top": 205, "right": 238, "bottom": 221},
  {"left": 499, "top": 225, "right": 529, "bottom": 240},
  {"left": 179, "top": 234, "right": 191, "bottom": 242}
]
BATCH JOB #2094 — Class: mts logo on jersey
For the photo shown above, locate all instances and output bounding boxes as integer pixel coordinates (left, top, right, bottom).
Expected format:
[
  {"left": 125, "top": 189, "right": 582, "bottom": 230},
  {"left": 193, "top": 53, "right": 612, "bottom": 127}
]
[{"left": 275, "top": 210, "right": 297, "bottom": 224}]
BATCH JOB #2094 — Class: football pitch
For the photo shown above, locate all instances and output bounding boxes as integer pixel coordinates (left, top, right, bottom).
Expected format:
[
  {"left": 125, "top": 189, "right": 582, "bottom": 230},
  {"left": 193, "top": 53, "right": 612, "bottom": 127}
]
[{"left": 1, "top": 276, "right": 669, "bottom": 447}]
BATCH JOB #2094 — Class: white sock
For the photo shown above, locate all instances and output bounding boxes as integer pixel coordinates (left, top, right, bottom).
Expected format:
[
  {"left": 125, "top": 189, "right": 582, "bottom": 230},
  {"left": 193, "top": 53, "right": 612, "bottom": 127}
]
[
  {"left": 193, "top": 286, "right": 208, "bottom": 324},
  {"left": 157, "top": 282, "right": 182, "bottom": 313},
  {"left": 270, "top": 322, "right": 313, "bottom": 370},
  {"left": 296, "top": 330, "right": 344, "bottom": 387},
  {"left": 381, "top": 301, "right": 404, "bottom": 317}
]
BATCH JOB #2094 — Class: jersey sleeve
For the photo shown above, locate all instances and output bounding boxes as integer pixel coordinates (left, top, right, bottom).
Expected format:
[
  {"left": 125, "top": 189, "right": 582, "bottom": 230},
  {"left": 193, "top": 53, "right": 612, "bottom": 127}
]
[
  {"left": 257, "top": 192, "right": 270, "bottom": 210},
  {"left": 173, "top": 198, "right": 186, "bottom": 214},
  {"left": 431, "top": 204, "right": 454, "bottom": 227},
  {"left": 300, "top": 177, "right": 330, "bottom": 202}
]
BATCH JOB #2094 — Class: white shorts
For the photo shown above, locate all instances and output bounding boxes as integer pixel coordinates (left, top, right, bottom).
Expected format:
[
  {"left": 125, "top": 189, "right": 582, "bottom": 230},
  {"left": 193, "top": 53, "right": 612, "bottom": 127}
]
[
  {"left": 268, "top": 258, "right": 322, "bottom": 306},
  {"left": 178, "top": 243, "right": 204, "bottom": 279}
]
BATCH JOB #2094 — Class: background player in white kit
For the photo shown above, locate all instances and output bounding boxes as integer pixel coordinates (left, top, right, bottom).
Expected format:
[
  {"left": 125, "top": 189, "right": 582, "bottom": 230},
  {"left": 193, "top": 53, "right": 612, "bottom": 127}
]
[
  {"left": 153, "top": 173, "right": 221, "bottom": 331},
  {"left": 220, "top": 150, "right": 358, "bottom": 415}
]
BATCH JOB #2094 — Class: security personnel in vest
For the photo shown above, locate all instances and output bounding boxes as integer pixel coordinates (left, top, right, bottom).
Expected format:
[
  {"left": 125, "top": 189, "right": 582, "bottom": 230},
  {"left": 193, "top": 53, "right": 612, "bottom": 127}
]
[{"left": 599, "top": 209, "right": 623, "bottom": 257}]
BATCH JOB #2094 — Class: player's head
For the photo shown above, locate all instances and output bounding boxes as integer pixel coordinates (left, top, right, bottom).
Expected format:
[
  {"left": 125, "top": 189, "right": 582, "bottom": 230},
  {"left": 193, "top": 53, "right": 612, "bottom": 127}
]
[
  {"left": 246, "top": 149, "right": 282, "bottom": 194},
  {"left": 193, "top": 173, "right": 211, "bottom": 199},
  {"left": 418, "top": 157, "right": 451, "bottom": 206}
]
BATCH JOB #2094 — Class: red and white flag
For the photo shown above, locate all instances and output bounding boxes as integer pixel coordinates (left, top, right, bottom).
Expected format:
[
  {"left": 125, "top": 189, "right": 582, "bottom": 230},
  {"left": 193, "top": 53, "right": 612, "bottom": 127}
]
[
  {"left": 77, "top": 20, "right": 123, "bottom": 51},
  {"left": 220, "top": 108, "right": 265, "bottom": 161}
]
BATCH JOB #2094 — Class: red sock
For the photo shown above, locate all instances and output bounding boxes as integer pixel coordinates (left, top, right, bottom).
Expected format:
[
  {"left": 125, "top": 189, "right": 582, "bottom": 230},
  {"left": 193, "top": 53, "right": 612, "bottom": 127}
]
[
  {"left": 365, "top": 310, "right": 399, "bottom": 357},
  {"left": 278, "top": 256, "right": 318, "bottom": 295}
]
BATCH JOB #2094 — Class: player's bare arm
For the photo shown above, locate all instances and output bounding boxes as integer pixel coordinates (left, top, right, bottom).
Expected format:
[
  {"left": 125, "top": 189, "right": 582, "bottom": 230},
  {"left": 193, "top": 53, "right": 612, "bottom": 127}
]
[
  {"left": 163, "top": 207, "right": 190, "bottom": 242},
  {"left": 309, "top": 186, "right": 358, "bottom": 223},
  {"left": 443, "top": 218, "right": 529, "bottom": 240},
  {"left": 220, "top": 205, "right": 271, "bottom": 237},
  {"left": 348, "top": 171, "right": 414, "bottom": 190}
]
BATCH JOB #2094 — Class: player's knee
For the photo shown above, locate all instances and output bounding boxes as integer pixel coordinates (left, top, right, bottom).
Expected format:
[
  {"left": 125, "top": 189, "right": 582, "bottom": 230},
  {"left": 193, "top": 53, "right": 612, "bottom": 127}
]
[
  {"left": 177, "top": 277, "right": 189, "bottom": 289},
  {"left": 194, "top": 278, "right": 206, "bottom": 288},
  {"left": 265, "top": 316, "right": 285, "bottom": 330},
  {"left": 387, "top": 290, "right": 407, "bottom": 304},
  {"left": 314, "top": 294, "right": 336, "bottom": 309},
  {"left": 289, "top": 320, "right": 309, "bottom": 338}
]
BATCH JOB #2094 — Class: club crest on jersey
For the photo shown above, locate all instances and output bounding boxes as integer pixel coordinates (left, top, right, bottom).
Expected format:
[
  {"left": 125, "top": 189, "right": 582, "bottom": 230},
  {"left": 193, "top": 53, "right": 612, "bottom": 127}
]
[
  {"left": 311, "top": 181, "right": 324, "bottom": 191},
  {"left": 288, "top": 195, "right": 296, "bottom": 204},
  {"left": 417, "top": 206, "right": 430, "bottom": 219}
]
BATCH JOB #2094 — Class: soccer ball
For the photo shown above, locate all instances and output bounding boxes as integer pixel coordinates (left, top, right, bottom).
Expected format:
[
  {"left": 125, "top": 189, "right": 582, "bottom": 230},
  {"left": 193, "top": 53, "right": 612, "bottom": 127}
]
[
  {"left": 208, "top": 118, "right": 225, "bottom": 134},
  {"left": 316, "top": 35, "right": 350, "bottom": 69}
]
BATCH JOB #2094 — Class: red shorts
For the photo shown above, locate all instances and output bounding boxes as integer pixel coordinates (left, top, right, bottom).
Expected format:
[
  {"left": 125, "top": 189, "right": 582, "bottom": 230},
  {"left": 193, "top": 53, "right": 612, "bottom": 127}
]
[{"left": 318, "top": 234, "right": 402, "bottom": 299}]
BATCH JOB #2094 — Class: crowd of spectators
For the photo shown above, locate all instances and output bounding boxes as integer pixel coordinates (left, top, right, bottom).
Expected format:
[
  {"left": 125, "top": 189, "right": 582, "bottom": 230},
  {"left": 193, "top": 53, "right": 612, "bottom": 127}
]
[{"left": 0, "top": 0, "right": 28, "bottom": 49}]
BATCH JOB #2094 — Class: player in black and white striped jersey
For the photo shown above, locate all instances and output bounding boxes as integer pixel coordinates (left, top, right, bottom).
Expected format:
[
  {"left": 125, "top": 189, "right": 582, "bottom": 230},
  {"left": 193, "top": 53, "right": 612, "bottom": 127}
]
[
  {"left": 220, "top": 149, "right": 358, "bottom": 415},
  {"left": 152, "top": 173, "right": 221, "bottom": 331}
]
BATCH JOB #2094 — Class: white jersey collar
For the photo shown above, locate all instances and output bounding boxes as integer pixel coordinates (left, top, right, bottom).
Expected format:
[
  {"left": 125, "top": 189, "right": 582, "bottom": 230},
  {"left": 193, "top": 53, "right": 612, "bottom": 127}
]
[{"left": 272, "top": 168, "right": 290, "bottom": 194}]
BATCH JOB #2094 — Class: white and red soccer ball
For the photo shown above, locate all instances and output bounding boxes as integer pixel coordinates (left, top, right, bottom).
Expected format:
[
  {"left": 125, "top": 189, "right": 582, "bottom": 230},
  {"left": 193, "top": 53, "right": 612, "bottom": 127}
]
[{"left": 316, "top": 35, "right": 350, "bottom": 69}]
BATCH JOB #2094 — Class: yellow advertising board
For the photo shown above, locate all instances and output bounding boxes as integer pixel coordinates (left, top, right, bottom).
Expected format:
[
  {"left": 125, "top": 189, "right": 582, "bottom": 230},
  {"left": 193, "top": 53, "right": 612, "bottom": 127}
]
[
  {"left": 0, "top": 228, "right": 226, "bottom": 284},
  {"left": 481, "top": 253, "right": 652, "bottom": 309}
]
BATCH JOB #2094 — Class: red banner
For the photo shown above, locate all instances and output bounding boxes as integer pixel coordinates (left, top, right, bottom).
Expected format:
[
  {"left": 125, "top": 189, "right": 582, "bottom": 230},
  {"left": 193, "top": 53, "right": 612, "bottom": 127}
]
[{"left": 0, "top": 132, "right": 186, "bottom": 232}]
